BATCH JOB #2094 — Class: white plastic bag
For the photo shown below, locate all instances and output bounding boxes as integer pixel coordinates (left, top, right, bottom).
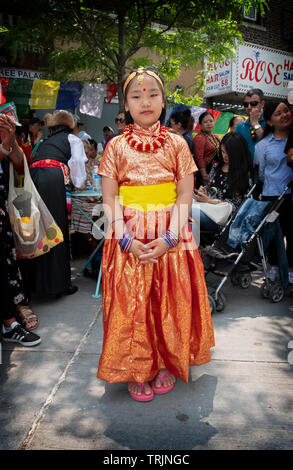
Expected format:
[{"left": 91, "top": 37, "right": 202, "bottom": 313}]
[
  {"left": 68, "top": 133, "right": 87, "bottom": 188},
  {"left": 7, "top": 154, "right": 64, "bottom": 259},
  {"left": 199, "top": 200, "right": 232, "bottom": 226},
  {"left": 8, "top": 156, "right": 40, "bottom": 245}
]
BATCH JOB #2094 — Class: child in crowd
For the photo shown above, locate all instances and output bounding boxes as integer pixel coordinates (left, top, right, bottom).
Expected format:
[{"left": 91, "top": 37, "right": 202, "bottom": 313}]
[{"left": 97, "top": 67, "right": 214, "bottom": 402}]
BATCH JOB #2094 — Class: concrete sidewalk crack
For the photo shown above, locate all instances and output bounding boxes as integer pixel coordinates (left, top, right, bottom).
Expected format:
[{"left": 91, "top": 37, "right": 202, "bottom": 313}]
[{"left": 19, "top": 305, "right": 102, "bottom": 450}]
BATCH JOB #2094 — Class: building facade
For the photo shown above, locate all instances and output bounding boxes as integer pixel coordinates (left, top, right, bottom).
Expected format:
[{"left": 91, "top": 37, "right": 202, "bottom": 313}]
[{"left": 204, "top": 0, "right": 293, "bottom": 112}]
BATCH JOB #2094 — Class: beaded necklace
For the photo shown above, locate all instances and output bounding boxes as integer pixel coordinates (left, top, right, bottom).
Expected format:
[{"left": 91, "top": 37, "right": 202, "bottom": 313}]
[
  {"left": 201, "top": 130, "right": 220, "bottom": 165},
  {"left": 124, "top": 124, "right": 168, "bottom": 153},
  {"left": 250, "top": 128, "right": 257, "bottom": 141},
  {"left": 201, "top": 131, "right": 220, "bottom": 150}
]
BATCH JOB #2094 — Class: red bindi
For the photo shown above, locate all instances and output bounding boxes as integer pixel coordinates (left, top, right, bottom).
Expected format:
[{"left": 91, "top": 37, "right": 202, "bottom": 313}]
[{"left": 143, "top": 87, "right": 146, "bottom": 91}]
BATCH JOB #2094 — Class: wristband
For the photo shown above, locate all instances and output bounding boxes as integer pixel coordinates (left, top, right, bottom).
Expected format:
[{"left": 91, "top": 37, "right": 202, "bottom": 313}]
[
  {"left": 111, "top": 217, "right": 124, "bottom": 225},
  {"left": 161, "top": 229, "right": 180, "bottom": 248},
  {"left": 118, "top": 232, "right": 134, "bottom": 252},
  {"left": 0, "top": 143, "right": 12, "bottom": 155}
]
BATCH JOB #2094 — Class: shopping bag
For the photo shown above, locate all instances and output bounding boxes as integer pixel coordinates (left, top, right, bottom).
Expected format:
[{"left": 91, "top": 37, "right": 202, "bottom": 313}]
[
  {"left": 198, "top": 200, "right": 232, "bottom": 226},
  {"left": 7, "top": 155, "right": 64, "bottom": 259}
]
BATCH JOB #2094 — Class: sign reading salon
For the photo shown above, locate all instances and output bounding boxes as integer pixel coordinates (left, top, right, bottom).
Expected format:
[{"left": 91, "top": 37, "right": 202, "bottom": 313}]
[
  {"left": 204, "top": 59, "right": 232, "bottom": 96},
  {"left": 205, "top": 42, "right": 293, "bottom": 99}
]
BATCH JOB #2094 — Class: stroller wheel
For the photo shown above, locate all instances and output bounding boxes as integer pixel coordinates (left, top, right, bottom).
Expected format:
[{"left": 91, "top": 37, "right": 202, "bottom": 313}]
[
  {"left": 261, "top": 281, "right": 271, "bottom": 299},
  {"left": 208, "top": 294, "right": 216, "bottom": 314},
  {"left": 269, "top": 283, "right": 285, "bottom": 303},
  {"left": 214, "top": 291, "right": 226, "bottom": 312},
  {"left": 239, "top": 273, "right": 252, "bottom": 289}
]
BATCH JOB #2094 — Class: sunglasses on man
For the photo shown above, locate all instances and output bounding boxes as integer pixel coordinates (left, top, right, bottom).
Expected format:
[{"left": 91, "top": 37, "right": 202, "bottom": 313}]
[
  {"left": 243, "top": 100, "right": 260, "bottom": 108},
  {"left": 115, "top": 117, "right": 125, "bottom": 123}
]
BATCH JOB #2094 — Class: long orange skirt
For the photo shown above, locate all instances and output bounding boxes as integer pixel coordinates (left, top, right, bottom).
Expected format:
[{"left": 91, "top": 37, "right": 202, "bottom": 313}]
[{"left": 97, "top": 207, "right": 215, "bottom": 384}]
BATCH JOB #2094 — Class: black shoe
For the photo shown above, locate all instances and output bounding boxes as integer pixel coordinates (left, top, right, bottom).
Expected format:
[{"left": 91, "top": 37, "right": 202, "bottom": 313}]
[
  {"left": 64, "top": 285, "right": 78, "bottom": 295},
  {"left": 2, "top": 323, "right": 41, "bottom": 347},
  {"left": 55, "top": 285, "right": 78, "bottom": 299}
]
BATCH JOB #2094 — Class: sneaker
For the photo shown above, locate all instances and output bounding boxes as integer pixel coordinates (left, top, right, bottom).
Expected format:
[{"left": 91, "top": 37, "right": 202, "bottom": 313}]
[{"left": 2, "top": 323, "right": 41, "bottom": 347}]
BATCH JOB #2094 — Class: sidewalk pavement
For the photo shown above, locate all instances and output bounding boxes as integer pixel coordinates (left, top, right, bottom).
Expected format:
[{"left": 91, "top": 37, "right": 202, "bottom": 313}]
[{"left": 1, "top": 258, "right": 293, "bottom": 451}]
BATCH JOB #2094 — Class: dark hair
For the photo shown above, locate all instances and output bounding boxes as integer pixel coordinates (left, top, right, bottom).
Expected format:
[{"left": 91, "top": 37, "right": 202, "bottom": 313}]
[
  {"left": 198, "top": 111, "right": 214, "bottom": 124},
  {"left": 263, "top": 100, "right": 291, "bottom": 137},
  {"left": 229, "top": 115, "right": 245, "bottom": 129},
  {"left": 88, "top": 138, "right": 97, "bottom": 150},
  {"left": 170, "top": 108, "right": 191, "bottom": 131},
  {"left": 217, "top": 131, "right": 251, "bottom": 197},
  {"left": 245, "top": 88, "right": 264, "bottom": 100},
  {"left": 15, "top": 124, "right": 28, "bottom": 140},
  {"left": 122, "top": 67, "right": 166, "bottom": 125}
]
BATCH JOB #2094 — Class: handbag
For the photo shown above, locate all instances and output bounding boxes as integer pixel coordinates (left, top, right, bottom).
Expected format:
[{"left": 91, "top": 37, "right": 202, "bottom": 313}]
[
  {"left": 7, "top": 154, "right": 64, "bottom": 259},
  {"left": 198, "top": 200, "right": 233, "bottom": 226}
]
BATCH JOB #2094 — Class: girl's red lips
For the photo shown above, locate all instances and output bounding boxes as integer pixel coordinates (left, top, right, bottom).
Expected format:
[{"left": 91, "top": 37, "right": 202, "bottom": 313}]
[{"left": 141, "top": 111, "right": 153, "bottom": 114}]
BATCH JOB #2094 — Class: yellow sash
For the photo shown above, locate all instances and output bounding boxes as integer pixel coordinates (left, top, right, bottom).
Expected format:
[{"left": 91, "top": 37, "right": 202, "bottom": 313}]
[{"left": 119, "top": 182, "right": 177, "bottom": 211}]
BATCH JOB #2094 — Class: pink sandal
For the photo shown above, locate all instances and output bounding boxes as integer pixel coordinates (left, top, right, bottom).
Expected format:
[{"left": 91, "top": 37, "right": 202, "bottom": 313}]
[
  {"left": 129, "top": 382, "right": 154, "bottom": 402},
  {"left": 152, "top": 372, "right": 176, "bottom": 395}
]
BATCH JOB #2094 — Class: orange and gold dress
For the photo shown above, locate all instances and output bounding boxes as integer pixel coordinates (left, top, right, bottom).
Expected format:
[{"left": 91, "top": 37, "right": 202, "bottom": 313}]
[{"left": 97, "top": 122, "right": 214, "bottom": 384}]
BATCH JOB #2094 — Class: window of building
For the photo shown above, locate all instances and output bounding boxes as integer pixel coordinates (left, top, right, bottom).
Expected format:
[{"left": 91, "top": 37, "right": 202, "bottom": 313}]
[
  {"left": 243, "top": 6, "right": 257, "bottom": 21},
  {"left": 242, "top": 6, "right": 264, "bottom": 27}
]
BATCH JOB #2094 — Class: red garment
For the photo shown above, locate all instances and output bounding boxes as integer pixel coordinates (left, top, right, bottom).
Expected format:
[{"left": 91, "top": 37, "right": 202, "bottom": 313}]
[
  {"left": 97, "top": 122, "right": 214, "bottom": 384},
  {"left": 13, "top": 143, "right": 33, "bottom": 174},
  {"left": 30, "top": 158, "right": 70, "bottom": 185},
  {"left": 193, "top": 131, "right": 220, "bottom": 170}
]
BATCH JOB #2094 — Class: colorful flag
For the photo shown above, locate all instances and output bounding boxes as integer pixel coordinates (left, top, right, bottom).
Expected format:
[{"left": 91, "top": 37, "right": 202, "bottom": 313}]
[
  {"left": 79, "top": 83, "right": 107, "bottom": 118},
  {"left": 106, "top": 83, "right": 118, "bottom": 104},
  {"left": 30, "top": 80, "right": 60, "bottom": 109},
  {"left": 190, "top": 106, "right": 207, "bottom": 130},
  {"left": 7, "top": 78, "right": 33, "bottom": 116},
  {"left": 213, "top": 111, "right": 234, "bottom": 135},
  {"left": 56, "top": 81, "right": 82, "bottom": 110},
  {"left": 0, "top": 78, "right": 9, "bottom": 105}
]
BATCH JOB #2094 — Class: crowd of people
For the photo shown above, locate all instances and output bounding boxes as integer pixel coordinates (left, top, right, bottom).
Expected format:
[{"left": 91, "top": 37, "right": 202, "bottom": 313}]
[{"left": 1, "top": 71, "right": 293, "bottom": 401}]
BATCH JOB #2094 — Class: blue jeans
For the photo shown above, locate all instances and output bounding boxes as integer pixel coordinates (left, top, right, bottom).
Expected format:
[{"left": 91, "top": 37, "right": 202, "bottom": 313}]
[
  {"left": 190, "top": 205, "right": 219, "bottom": 246},
  {"left": 199, "top": 211, "right": 219, "bottom": 232}
]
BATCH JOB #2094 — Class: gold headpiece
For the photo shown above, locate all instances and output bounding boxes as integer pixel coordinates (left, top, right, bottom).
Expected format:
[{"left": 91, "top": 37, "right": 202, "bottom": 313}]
[{"left": 123, "top": 68, "right": 164, "bottom": 96}]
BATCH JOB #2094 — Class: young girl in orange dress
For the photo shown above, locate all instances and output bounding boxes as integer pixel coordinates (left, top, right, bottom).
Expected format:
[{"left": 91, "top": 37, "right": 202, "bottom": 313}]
[{"left": 97, "top": 67, "right": 214, "bottom": 402}]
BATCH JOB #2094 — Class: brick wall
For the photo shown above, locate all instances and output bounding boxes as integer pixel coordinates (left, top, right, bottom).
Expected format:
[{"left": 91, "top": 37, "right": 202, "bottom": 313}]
[{"left": 240, "top": 0, "right": 293, "bottom": 52}]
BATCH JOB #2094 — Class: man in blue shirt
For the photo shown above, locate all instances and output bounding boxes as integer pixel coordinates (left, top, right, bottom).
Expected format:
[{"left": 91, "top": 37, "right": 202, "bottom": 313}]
[{"left": 235, "top": 88, "right": 266, "bottom": 162}]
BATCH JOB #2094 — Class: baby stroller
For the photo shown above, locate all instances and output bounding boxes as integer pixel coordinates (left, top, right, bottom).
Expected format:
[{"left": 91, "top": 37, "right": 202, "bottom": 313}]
[{"left": 201, "top": 183, "right": 292, "bottom": 314}]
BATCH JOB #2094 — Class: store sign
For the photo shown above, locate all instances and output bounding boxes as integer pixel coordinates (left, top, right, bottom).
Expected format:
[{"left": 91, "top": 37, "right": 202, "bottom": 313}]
[
  {"left": 204, "top": 59, "right": 232, "bottom": 97},
  {"left": 0, "top": 67, "right": 42, "bottom": 80},
  {"left": 234, "top": 42, "right": 293, "bottom": 97},
  {"left": 204, "top": 42, "right": 293, "bottom": 99}
]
